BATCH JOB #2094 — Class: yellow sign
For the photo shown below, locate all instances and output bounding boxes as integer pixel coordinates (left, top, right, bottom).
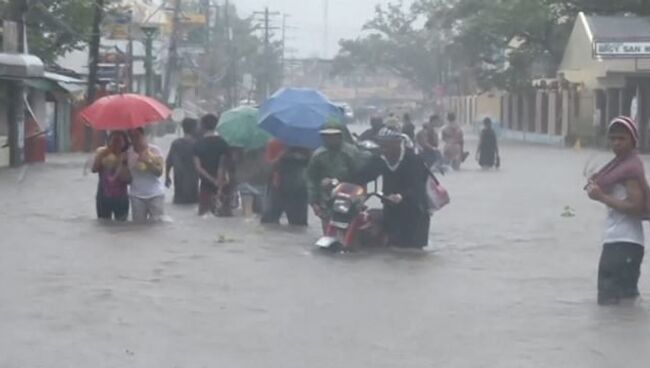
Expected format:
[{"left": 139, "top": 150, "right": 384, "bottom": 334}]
[
  {"left": 110, "top": 24, "right": 130, "bottom": 40},
  {"left": 182, "top": 14, "right": 206, "bottom": 25}
]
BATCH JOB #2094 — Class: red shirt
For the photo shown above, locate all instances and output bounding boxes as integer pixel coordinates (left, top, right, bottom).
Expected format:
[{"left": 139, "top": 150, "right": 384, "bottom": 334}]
[{"left": 265, "top": 139, "right": 284, "bottom": 164}]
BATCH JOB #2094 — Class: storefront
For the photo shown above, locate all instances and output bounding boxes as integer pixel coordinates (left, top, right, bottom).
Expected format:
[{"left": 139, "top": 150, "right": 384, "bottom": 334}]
[
  {"left": 559, "top": 12, "right": 650, "bottom": 149},
  {"left": 0, "top": 53, "right": 45, "bottom": 168},
  {"left": 23, "top": 72, "right": 85, "bottom": 155}
]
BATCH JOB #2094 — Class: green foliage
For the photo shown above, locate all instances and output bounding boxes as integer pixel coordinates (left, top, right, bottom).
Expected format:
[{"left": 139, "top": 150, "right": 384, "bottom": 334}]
[
  {"left": 14, "top": 0, "right": 95, "bottom": 63},
  {"left": 336, "top": 0, "right": 650, "bottom": 94},
  {"left": 421, "top": 0, "right": 650, "bottom": 91},
  {"left": 333, "top": 1, "right": 442, "bottom": 96}
]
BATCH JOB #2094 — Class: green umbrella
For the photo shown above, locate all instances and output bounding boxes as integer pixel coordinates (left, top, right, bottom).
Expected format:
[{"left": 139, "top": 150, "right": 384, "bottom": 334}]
[{"left": 217, "top": 106, "right": 271, "bottom": 151}]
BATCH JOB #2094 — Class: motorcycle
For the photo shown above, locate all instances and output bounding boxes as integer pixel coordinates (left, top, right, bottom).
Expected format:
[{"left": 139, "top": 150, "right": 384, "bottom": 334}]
[{"left": 315, "top": 180, "right": 387, "bottom": 251}]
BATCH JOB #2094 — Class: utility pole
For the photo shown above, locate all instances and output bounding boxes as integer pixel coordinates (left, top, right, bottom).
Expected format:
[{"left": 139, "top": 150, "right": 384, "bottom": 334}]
[
  {"left": 87, "top": 0, "right": 104, "bottom": 105},
  {"left": 282, "top": 14, "right": 287, "bottom": 72},
  {"left": 8, "top": 0, "right": 28, "bottom": 166},
  {"left": 253, "top": 7, "right": 280, "bottom": 100},
  {"left": 323, "top": 0, "right": 329, "bottom": 58},
  {"left": 141, "top": 25, "right": 158, "bottom": 97},
  {"left": 225, "top": 0, "right": 233, "bottom": 107},
  {"left": 201, "top": 0, "right": 211, "bottom": 49},
  {"left": 263, "top": 7, "right": 270, "bottom": 99},
  {"left": 85, "top": 0, "right": 105, "bottom": 152},
  {"left": 163, "top": 0, "right": 182, "bottom": 105},
  {"left": 127, "top": 9, "right": 134, "bottom": 93},
  {"left": 280, "top": 14, "right": 298, "bottom": 87}
]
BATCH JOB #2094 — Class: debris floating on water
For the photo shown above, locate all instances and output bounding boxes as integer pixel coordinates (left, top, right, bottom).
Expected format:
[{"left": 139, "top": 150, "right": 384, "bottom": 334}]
[
  {"left": 215, "top": 234, "right": 238, "bottom": 244},
  {"left": 561, "top": 206, "right": 576, "bottom": 218}
]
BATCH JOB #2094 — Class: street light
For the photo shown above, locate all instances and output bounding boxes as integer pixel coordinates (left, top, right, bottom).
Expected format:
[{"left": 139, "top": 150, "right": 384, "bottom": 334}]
[{"left": 140, "top": 24, "right": 159, "bottom": 97}]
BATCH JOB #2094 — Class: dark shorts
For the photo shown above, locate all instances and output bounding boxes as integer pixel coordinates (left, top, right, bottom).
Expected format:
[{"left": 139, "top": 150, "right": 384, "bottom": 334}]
[
  {"left": 598, "top": 242, "right": 645, "bottom": 305},
  {"left": 96, "top": 195, "right": 129, "bottom": 221}
]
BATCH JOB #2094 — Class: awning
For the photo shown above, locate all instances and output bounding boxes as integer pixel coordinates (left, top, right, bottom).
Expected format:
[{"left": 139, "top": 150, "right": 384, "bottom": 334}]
[
  {"left": 44, "top": 71, "right": 85, "bottom": 94},
  {"left": 0, "top": 53, "right": 44, "bottom": 79},
  {"left": 23, "top": 71, "right": 85, "bottom": 94}
]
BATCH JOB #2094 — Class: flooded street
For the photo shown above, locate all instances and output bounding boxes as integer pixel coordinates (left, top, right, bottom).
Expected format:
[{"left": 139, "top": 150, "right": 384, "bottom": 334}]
[{"left": 1, "top": 137, "right": 649, "bottom": 368}]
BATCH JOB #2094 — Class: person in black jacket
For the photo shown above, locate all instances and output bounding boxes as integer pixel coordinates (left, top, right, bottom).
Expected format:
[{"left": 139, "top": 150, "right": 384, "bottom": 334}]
[
  {"left": 355, "top": 128, "right": 431, "bottom": 249},
  {"left": 358, "top": 117, "right": 384, "bottom": 142}
]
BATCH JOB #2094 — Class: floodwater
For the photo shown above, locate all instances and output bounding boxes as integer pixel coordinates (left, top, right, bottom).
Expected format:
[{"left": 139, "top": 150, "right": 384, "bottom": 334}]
[{"left": 0, "top": 134, "right": 649, "bottom": 367}]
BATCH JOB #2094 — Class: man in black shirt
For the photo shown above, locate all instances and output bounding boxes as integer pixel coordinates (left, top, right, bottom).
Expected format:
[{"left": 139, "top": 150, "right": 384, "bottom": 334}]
[
  {"left": 193, "top": 113, "right": 231, "bottom": 216},
  {"left": 358, "top": 117, "right": 384, "bottom": 143}
]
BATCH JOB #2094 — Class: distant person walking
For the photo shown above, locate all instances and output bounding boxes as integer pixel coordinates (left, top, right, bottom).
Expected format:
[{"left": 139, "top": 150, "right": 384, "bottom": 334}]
[
  {"left": 416, "top": 115, "right": 442, "bottom": 168},
  {"left": 127, "top": 128, "right": 166, "bottom": 222},
  {"left": 587, "top": 116, "right": 649, "bottom": 305},
  {"left": 193, "top": 114, "right": 232, "bottom": 216},
  {"left": 92, "top": 131, "right": 131, "bottom": 221},
  {"left": 442, "top": 112, "right": 467, "bottom": 170},
  {"left": 165, "top": 118, "right": 199, "bottom": 204},
  {"left": 402, "top": 113, "right": 416, "bottom": 141},
  {"left": 476, "top": 117, "right": 500, "bottom": 169}
]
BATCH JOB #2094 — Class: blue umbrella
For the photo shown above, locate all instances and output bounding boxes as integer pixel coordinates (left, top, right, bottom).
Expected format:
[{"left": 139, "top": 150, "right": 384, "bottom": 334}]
[{"left": 258, "top": 88, "right": 344, "bottom": 149}]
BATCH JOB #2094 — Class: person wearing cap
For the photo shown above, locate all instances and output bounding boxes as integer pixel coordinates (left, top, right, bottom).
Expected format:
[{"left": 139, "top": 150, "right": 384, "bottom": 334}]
[
  {"left": 307, "top": 121, "right": 364, "bottom": 222},
  {"left": 354, "top": 127, "right": 431, "bottom": 249},
  {"left": 587, "top": 116, "right": 650, "bottom": 305}
]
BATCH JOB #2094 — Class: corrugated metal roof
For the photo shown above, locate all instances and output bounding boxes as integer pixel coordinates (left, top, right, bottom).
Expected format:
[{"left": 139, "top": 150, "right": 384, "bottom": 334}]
[{"left": 585, "top": 14, "right": 650, "bottom": 40}]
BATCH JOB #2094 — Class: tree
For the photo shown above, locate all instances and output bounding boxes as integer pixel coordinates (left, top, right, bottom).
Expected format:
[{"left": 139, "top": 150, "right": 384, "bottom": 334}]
[
  {"left": 0, "top": 0, "right": 98, "bottom": 63},
  {"left": 332, "top": 1, "right": 443, "bottom": 97},
  {"left": 418, "top": 0, "right": 650, "bottom": 92}
]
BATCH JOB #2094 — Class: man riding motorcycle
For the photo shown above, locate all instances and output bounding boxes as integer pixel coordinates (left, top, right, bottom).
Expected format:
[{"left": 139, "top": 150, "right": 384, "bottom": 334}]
[{"left": 307, "top": 121, "right": 365, "bottom": 226}]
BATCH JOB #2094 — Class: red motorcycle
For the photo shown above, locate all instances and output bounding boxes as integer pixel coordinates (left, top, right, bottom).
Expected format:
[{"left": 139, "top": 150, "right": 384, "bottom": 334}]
[{"left": 315, "top": 180, "right": 387, "bottom": 251}]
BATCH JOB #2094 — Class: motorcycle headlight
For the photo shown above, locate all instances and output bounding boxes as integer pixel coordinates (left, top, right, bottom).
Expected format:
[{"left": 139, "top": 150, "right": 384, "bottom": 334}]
[{"left": 333, "top": 199, "right": 351, "bottom": 213}]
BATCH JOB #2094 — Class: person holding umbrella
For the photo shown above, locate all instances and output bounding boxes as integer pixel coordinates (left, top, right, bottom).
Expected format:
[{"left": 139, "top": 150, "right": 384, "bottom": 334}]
[
  {"left": 127, "top": 128, "right": 166, "bottom": 222},
  {"left": 261, "top": 139, "right": 311, "bottom": 226},
  {"left": 91, "top": 131, "right": 132, "bottom": 221},
  {"left": 79, "top": 93, "right": 172, "bottom": 223}
]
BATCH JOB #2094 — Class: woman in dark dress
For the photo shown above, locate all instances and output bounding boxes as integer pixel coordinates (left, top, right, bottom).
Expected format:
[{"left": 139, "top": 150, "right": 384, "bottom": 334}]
[
  {"left": 355, "top": 128, "right": 431, "bottom": 249},
  {"left": 476, "top": 117, "right": 499, "bottom": 169}
]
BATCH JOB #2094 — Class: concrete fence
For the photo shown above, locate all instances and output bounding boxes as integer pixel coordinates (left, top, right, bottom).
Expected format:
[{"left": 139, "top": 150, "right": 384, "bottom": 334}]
[{"left": 444, "top": 89, "right": 584, "bottom": 147}]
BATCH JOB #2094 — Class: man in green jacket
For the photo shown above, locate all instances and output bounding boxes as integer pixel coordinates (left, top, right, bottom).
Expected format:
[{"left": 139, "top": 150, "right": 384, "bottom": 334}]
[{"left": 307, "top": 122, "right": 364, "bottom": 219}]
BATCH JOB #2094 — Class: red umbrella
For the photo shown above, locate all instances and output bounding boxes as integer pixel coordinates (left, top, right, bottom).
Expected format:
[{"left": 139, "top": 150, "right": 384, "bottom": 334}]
[{"left": 80, "top": 94, "right": 171, "bottom": 130}]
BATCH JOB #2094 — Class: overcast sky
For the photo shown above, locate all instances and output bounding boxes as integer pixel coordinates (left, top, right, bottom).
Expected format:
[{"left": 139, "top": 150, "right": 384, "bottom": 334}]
[{"left": 233, "top": 0, "right": 413, "bottom": 59}]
